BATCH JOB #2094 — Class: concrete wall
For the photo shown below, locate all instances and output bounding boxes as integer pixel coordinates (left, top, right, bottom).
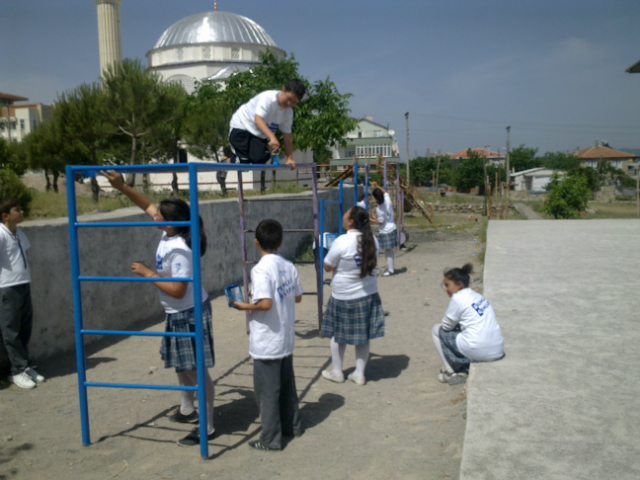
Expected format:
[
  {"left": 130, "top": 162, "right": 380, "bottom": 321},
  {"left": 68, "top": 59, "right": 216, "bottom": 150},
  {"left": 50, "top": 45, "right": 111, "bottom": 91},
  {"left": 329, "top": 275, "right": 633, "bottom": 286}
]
[{"left": 0, "top": 187, "right": 354, "bottom": 369}]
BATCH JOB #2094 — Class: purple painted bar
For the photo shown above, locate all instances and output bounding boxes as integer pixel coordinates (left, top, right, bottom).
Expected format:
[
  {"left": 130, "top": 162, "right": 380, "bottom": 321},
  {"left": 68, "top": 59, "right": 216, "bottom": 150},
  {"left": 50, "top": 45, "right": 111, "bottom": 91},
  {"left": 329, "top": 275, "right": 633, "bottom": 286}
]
[
  {"left": 396, "top": 162, "right": 401, "bottom": 248},
  {"left": 237, "top": 172, "right": 250, "bottom": 334},
  {"left": 311, "top": 164, "right": 323, "bottom": 332}
]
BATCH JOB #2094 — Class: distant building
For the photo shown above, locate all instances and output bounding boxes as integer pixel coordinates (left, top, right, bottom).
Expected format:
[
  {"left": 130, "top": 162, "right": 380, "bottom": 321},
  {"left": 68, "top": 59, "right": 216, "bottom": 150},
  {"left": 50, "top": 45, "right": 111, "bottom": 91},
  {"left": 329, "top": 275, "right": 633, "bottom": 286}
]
[
  {"left": 511, "top": 167, "right": 563, "bottom": 193},
  {"left": 329, "top": 116, "right": 401, "bottom": 171},
  {"left": 575, "top": 143, "right": 638, "bottom": 172},
  {"left": 0, "top": 92, "right": 52, "bottom": 143},
  {"left": 450, "top": 148, "right": 505, "bottom": 166}
]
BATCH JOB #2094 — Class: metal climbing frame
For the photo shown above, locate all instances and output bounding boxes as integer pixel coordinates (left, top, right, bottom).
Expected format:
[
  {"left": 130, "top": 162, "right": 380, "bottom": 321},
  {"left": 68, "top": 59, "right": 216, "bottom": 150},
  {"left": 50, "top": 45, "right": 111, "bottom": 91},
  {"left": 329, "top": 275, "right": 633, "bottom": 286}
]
[
  {"left": 66, "top": 161, "right": 320, "bottom": 460},
  {"left": 382, "top": 161, "right": 404, "bottom": 247},
  {"left": 235, "top": 163, "right": 323, "bottom": 334}
]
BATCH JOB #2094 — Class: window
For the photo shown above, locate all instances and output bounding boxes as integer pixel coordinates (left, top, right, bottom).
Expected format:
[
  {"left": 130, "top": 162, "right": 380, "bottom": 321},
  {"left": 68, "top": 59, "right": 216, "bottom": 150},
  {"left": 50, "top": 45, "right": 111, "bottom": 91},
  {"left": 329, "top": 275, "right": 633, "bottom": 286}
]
[
  {"left": 358, "top": 132, "right": 362, "bottom": 138},
  {"left": 11, "top": 121, "right": 16, "bottom": 130},
  {"left": 202, "top": 46, "right": 211, "bottom": 59},
  {"left": 374, "top": 130, "right": 381, "bottom": 137},
  {"left": 231, "top": 48, "right": 240, "bottom": 60},
  {"left": 20, "top": 119, "right": 25, "bottom": 130},
  {"left": 177, "top": 48, "right": 184, "bottom": 61},
  {"left": 33, "top": 120, "right": 38, "bottom": 130}
]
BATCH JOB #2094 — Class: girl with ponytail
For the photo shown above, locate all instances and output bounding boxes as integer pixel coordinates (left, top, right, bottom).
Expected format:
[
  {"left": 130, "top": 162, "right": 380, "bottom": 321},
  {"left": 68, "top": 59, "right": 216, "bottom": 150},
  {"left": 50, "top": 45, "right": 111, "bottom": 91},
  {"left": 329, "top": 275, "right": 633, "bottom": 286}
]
[
  {"left": 321, "top": 206, "right": 385, "bottom": 386},
  {"left": 432, "top": 263, "right": 505, "bottom": 385},
  {"left": 101, "top": 170, "right": 216, "bottom": 446}
]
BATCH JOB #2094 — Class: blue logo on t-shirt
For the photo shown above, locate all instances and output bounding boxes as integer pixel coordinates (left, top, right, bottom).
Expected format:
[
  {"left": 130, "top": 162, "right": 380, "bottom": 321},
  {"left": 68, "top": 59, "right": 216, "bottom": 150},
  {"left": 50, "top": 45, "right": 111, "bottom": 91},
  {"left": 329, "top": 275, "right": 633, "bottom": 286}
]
[
  {"left": 276, "top": 274, "right": 295, "bottom": 300},
  {"left": 471, "top": 299, "right": 490, "bottom": 316},
  {"left": 354, "top": 254, "right": 362, "bottom": 267},
  {"left": 156, "top": 254, "right": 163, "bottom": 270},
  {"left": 268, "top": 122, "right": 279, "bottom": 133}
]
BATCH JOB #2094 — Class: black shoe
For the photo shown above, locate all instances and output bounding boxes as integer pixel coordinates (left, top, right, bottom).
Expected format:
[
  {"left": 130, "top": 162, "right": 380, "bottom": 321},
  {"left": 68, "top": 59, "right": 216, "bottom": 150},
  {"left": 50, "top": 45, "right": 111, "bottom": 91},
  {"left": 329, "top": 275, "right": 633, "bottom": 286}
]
[
  {"left": 169, "top": 409, "right": 199, "bottom": 423},
  {"left": 283, "top": 429, "right": 304, "bottom": 438},
  {"left": 248, "top": 440, "right": 280, "bottom": 451},
  {"left": 177, "top": 428, "right": 216, "bottom": 447}
]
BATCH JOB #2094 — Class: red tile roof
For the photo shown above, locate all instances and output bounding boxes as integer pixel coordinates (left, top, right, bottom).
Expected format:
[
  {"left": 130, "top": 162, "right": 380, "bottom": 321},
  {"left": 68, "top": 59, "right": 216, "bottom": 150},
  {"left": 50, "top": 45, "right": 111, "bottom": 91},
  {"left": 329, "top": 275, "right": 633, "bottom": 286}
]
[
  {"left": 0, "top": 92, "right": 29, "bottom": 103},
  {"left": 450, "top": 148, "right": 504, "bottom": 159},
  {"left": 576, "top": 145, "right": 638, "bottom": 159}
]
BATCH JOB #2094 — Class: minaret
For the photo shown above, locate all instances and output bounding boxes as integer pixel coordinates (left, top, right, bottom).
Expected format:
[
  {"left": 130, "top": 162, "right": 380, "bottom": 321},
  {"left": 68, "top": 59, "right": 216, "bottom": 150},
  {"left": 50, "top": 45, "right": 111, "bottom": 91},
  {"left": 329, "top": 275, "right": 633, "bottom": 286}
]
[{"left": 95, "top": 0, "right": 123, "bottom": 75}]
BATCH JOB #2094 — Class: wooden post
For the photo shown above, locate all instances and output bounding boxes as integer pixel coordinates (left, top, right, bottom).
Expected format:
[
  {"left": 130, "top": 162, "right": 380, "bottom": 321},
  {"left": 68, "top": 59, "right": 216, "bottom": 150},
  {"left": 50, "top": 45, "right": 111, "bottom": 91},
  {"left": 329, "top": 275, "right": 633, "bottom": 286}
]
[
  {"left": 296, "top": 168, "right": 299, "bottom": 188},
  {"left": 487, "top": 175, "right": 492, "bottom": 219},
  {"left": 637, "top": 166, "right": 639, "bottom": 219},
  {"left": 505, "top": 126, "right": 511, "bottom": 219},
  {"left": 435, "top": 156, "right": 441, "bottom": 195}
]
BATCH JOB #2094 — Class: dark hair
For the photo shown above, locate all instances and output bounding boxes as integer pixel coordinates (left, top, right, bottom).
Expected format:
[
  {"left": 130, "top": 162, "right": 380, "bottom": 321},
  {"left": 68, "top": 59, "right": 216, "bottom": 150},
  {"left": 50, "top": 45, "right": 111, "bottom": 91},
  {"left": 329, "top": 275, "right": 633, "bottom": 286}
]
[
  {"left": 372, "top": 188, "right": 384, "bottom": 205},
  {"left": 256, "top": 219, "right": 283, "bottom": 251},
  {"left": 444, "top": 263, "right": 473, "bottom": 288},
  {"left": 357, "top": 193, "right": 365, "bottom": 202},
  {"left": 0, "top": 197, "right": 20, "bottom": 217},
  {"left": 159, "top": 198, "right": 207, "bottom": 257},
  {"left": 284, "top": 79, "right": 306, "bottom": 101},
  {"left": 349, "top": 207, "right": 377, "bottom": 278}
]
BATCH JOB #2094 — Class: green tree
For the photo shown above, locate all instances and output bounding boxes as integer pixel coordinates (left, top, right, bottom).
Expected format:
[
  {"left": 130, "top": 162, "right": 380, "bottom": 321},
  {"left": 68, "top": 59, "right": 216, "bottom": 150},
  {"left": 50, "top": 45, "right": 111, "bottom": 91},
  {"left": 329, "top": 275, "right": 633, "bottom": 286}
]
[
  {"left": 21, "top": 120, "right": 71, "bottom": 193},
  {"left": 0, "top": 169, "right": 32, "bottom": 216},
  {"left": 0, "top": 138, "right": 27, "bottom": 175},
  {"left": 55, "top": 82, "right": 114, "bottom": 202},
  {"left": 509, "top": 145, "right": 541, "bottom": 172},
  {"left": 102, "top": 58, "right": 174, "bottom": 186},
  {"left": 453, "top": 149, "right": 485, "bottom": 189},
  {"left": 400, "top": 155, "right": 454, "bottom": 186},
  {"left": 541, "top": 151, "right": 582, "bottom": 171},
  {"left": 543, "top": 172, "right": 590, "bottom": 219}
]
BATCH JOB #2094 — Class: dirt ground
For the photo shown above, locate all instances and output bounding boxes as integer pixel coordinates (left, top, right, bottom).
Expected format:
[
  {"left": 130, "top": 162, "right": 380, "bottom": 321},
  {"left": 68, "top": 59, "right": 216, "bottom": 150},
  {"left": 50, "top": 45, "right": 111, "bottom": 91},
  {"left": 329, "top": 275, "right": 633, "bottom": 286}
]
[{"left": 0, "top": 222, "right": 485, "bottom": 480}]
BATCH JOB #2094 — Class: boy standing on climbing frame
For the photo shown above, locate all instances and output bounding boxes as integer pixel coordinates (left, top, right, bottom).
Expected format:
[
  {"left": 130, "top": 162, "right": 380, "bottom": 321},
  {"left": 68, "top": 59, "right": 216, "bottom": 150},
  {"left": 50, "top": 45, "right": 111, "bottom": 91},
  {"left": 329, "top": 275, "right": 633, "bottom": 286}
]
[{"left": 228, "top": 79, "right": 306, "bottom": 169}]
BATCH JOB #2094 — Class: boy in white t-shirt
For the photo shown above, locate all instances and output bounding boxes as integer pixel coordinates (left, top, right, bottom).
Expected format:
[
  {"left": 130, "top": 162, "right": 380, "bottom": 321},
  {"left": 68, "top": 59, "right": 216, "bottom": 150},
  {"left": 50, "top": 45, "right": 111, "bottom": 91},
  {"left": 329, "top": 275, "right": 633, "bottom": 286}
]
[
  {"left": 228, "top": 79, "right": 306, "bottom": 168},
  {"left": 232, "top": 219, "right": 304, "bottom": 451},
  {"left": 0, "top": 198, "right": 45, "bottom": 389}
]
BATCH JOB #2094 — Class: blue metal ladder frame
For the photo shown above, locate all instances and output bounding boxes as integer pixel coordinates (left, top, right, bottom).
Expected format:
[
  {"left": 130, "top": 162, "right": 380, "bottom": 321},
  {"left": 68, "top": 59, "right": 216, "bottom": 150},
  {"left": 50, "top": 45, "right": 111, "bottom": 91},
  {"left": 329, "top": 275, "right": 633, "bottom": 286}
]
[{"left": 66, "top": 161, "right": 317, "bottom": 459}]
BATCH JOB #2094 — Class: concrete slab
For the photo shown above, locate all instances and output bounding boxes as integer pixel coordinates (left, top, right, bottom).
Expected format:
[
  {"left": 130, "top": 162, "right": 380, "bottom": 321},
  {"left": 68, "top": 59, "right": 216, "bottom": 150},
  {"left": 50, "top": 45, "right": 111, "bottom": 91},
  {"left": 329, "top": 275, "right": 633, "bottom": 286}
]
[{"left": 460, "top": 219, "right": 640, "bottom": 480}]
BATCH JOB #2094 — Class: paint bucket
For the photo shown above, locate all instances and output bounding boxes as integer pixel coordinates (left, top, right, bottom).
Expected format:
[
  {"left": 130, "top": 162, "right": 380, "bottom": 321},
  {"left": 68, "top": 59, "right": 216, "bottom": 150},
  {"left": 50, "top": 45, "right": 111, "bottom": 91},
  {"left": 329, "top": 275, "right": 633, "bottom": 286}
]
[{"left": 224, "top": 284, "right": 244, "bottom": 307}]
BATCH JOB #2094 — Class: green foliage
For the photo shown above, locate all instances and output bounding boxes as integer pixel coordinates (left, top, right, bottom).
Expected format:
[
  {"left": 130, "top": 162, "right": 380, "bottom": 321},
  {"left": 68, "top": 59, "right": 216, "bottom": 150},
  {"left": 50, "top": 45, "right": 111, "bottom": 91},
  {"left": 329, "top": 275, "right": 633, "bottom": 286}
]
[
  {"left": 542, "top": 172, "right": 590, "bottom": 219},
  {"left": 0, "top": 169, "right": 33, "bottom": 216},
  {"left": 400, "top": 155, "right": 454, "bottom": 186},
  {"left": 541, "top": 151, "right": 582, "bottom": 171},
  {"left": 0, "top": 138, "right": 27, "bottom": 175},
  {"left": 509, "top": 145, "right": 541, "bottom": 172},
  {"left": 182, "top": 81, "right": 232, "bottom": 161},
  {"left": 453, "top": 150, "right": 485, "bottom": 189}
]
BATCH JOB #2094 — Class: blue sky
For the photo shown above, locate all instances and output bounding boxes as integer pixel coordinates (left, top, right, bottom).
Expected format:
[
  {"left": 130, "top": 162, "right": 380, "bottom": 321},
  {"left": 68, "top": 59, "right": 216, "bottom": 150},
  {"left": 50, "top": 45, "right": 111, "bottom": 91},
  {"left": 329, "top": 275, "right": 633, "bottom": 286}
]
[{"left": 2, "top": 0, "right": 639, "bottom": 159}]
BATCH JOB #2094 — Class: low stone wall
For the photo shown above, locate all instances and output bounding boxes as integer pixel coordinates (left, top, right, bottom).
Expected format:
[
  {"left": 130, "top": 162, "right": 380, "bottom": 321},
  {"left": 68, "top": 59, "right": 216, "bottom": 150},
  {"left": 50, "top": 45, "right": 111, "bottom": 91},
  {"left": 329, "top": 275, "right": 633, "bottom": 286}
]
[
  {"left": 0, "top": 187, "right": 353, "bottom": 369},
  {"left": 425, "top": 203, "right": 516, "bottom": 213}
]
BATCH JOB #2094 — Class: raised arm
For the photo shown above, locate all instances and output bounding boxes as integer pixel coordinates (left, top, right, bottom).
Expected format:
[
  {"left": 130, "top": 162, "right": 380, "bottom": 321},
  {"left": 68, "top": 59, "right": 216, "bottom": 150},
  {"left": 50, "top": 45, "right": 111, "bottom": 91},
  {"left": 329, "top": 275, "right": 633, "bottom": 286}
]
[{"left": 101, "top": 170, "right": 158, "bottom": 218}]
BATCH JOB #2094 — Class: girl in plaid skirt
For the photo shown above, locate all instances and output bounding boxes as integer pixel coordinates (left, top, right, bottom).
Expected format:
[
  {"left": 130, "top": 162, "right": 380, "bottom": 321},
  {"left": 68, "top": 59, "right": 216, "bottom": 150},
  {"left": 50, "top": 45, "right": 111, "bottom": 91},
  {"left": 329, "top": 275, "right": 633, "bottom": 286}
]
[
  {"left": 371, "top": 185, "right": 397, "bottom": 276},
  {"left": 321, "top": 206, "right": 384, "bottom": 386},
  {"left": 102, "top": 171, "right": 216, "bottom": 446}
]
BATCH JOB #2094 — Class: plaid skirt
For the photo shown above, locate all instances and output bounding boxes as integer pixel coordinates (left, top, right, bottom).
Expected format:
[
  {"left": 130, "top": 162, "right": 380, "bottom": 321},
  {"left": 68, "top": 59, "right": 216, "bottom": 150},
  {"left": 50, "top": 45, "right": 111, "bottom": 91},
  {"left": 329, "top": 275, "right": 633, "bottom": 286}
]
[
  {"left": 321, "top": 293, "right": 385, "bottom": 345},
  {"left": 378, "top": 230, "right": 397, "bottom": 250},
  {"left": 159, "top": 300, "right": 215, "bottom": 373},
  {"left": 438, "top": 327, "right": 478, "bottom": 374}
]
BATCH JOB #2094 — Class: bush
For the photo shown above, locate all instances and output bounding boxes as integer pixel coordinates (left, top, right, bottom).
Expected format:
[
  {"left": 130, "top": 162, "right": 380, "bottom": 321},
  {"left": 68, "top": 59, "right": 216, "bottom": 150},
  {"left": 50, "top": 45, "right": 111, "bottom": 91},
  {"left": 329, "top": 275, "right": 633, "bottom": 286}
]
[
  {"left": 542, "top": 172, "right": 590, "bottom": 219},
  {"left": 0, "top": 169, "right": 33, "bottom": 216}
]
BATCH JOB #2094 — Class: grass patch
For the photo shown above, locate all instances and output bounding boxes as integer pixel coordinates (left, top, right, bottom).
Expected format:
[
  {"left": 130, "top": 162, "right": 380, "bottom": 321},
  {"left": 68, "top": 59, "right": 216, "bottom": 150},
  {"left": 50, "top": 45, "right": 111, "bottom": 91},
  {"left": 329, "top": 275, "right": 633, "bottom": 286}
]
[{"left": 291, "top": 234, "right": 315, "bottom": 263}]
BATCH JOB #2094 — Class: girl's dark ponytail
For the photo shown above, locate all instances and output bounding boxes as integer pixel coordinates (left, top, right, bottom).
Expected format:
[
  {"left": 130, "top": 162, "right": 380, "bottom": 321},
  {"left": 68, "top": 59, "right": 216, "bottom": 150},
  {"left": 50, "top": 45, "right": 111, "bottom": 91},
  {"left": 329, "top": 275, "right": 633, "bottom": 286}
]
[
  {"left": 350, "top": 206, "right": 377, "bottom": 278},
  {"left": 159, "top": 199, "right": 207, "bottom": 257},
  {"left": 444, "top": 263, "right": 473, "bottom": 287}
]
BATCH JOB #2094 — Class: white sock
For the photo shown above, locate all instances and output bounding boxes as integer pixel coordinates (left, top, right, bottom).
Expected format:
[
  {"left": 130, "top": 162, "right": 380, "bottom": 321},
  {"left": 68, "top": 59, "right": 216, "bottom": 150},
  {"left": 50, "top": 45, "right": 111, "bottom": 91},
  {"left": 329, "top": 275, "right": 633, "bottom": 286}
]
[
  {"left": 330, "top": 337, "right": 346, "bottom": 376},
  {"left": 177, "top": 371, "right": 196, "bottom": 415},
  {"left": 431, "top": 323, "right": 454, "bottom": 374},
  {"left": 354, "top": 343, "right": 370, "bottom": 378},
  {"left": 180, "top": 370, "right": 216, "bottom": 435},
  {"left": 385, "top": 249, "right": 395, "bottom": 273}
]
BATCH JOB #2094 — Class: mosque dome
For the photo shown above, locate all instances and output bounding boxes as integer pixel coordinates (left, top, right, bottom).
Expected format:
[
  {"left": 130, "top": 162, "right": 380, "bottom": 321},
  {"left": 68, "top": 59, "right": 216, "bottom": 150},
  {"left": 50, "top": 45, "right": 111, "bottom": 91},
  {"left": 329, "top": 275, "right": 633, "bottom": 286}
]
[{"left": 154, "top": 11, "right": 278, "bottom": 50}]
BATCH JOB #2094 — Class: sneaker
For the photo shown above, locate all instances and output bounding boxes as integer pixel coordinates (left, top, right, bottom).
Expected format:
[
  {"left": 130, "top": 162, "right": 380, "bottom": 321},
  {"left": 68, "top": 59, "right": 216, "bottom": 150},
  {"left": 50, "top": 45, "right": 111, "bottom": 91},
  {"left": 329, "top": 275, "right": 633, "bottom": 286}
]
[
  {"left": 11, "top": 371, "right": 36, "bottom": 389},
  {"left": 321, "top": 369, "right": 345, "bottom": 383},
  {"left": 438, "top": 370, "right": 467, "bottom": 386},
  {"left": 177, "top": 428, "right": 216, "bottom": 447},
  {"left": 26, "top": 367, "right": 45, "bottom": 383},
  {"left": 382, "top": 271, "right": 392, "bottom": 277},
  {"left": 169, "top": 409, "right": 199, "bottom": 423},
  {"left": 347, "top": 372, "right": 365, "bottom": 386},
  {"left": 248, "top": 440, "right": 280, "bottom": 451}
]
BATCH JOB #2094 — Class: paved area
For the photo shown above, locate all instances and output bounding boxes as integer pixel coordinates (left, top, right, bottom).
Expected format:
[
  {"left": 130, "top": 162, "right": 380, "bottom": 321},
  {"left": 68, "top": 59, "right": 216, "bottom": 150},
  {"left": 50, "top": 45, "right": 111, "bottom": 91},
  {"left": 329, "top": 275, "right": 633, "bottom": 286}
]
[
  {"left": 512, "top": 203, "right": 542, "bottom": 219},
  {"left": 460, "top": 219, "right": 640, "bottom": 479}
]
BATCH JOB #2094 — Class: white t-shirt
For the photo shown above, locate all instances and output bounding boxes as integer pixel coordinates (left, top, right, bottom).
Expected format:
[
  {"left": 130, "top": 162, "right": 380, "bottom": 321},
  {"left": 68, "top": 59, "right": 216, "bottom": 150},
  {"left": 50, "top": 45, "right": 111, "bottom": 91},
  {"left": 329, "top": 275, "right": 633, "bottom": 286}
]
[
  {"left": 324, "top": 230, "right": 379, "bottom": 300},
  {"left": 249, "top": 254, "right": 303, "bottom": 360},
  {"left": 356, "top": 200, "right": 366, "bottom": 209},
  {"left": 376, "top": 193, "right": 397, "bottom": 234},
  {"left": 0, "top": 224, "right": 31, "bottom": 288},
  {"left": 442, "top": 288, "right": 504, "bottom": 361},
  {"left": 155, "top": 232, "right": 208, "bottom": 314},
  {"left": 229, "top": 90, "right": 293, "bottom": 139}
]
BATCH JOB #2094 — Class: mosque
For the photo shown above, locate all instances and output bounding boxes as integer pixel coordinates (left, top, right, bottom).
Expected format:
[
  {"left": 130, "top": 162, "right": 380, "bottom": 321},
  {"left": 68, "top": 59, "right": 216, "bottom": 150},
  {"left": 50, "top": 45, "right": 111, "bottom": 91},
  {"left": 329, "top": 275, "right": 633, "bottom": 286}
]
[{"left": 95, "top": 0, "right": 310, "bottom": 191}]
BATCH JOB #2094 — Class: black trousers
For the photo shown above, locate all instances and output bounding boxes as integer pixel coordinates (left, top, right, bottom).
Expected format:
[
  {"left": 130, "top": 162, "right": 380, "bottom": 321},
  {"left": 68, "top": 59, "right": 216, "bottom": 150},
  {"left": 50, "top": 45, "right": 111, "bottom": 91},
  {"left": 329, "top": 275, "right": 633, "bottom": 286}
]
[
  {"left": 229, "top": 128, "right": 271, "bottom": 164},
  {"left": 253, "top": 354, "right": 302, "bottom": 449},
  {"left": 0, "top": 283, "right": 33, "bottom": 375}
]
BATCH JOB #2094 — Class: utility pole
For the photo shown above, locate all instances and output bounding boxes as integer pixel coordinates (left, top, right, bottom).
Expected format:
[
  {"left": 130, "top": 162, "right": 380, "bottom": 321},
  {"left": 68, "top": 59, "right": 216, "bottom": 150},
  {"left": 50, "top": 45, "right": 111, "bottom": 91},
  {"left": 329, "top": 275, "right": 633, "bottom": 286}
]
[
  {"left": 405, "top": 112, "right": 410, "bottom": 186},
  {"left": 505, "top": 126, "right": 511, "bottom": 219}
]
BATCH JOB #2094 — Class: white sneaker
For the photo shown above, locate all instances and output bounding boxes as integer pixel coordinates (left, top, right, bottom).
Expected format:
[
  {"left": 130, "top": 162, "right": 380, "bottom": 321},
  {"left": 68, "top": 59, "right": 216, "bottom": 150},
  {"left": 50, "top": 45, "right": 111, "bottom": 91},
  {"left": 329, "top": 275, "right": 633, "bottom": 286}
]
[
  {"left": 27, "top": 367, "right": 45, "bottom": 383},
  {"left": 348, "top": 372, "right": 366, "bottom": 386},
  {"left": 12, "top": 370, "right": 36, "bottom": 389},
  {"left": 382, "top": 271, "right": 392, "bottom": 277},
  {"left": 321, "top": 369, "right": 345, "bottom": 383}
]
